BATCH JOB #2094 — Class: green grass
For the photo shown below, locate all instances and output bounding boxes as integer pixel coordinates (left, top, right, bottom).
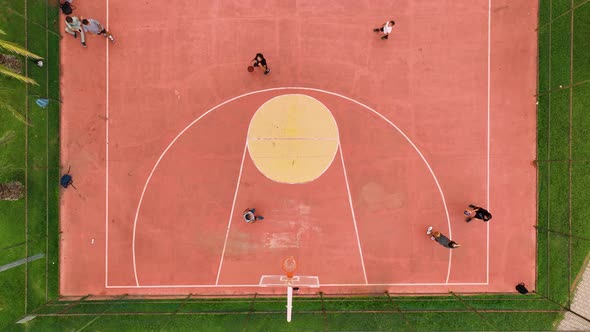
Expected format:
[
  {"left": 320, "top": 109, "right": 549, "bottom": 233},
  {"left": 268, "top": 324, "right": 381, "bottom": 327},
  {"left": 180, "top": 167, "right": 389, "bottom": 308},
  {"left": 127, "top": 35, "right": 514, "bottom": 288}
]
[
  {"left": 322, "top": 298, "right": 397, "bottom": 311},
  {"left": 326, "top": 313, "right": 407, "bottom": 331},
  {"left": 548, "top": 88, "right": 570, "bottom": 160},
  {"left": 572, "top": 82, "right": 590, "bottom": 158},
  {"left": 571, "top": 161, "right": 590, "bottom": 282},
  {"left": 552, "top": 0, "right": 572, "bottom": 18},
  {"left": 0, "top": 0, "right": 60, "bottom": 330},
  {"left": 0, "top": 5, "right": 28, "bottom": 324},
  {"left": 16, "top": 315, "right": 100, "bottom": 332},
  {"left": 538, "top": 26, "right": 551, "bottom": 94},
  {"left": 539, "top": 0, "right": 551, "bottom": 27},
  {"left": 394, "top": 298, "right": 466, "bottom": 311},
  {"left": 548, "top": 233, "right": 571, "bottom": 304},
  {"left": 179, "top": 300, "right": 253, "bottom": 313},
  {"left": 536, "top": 0, "right": 590, "bottom": 323},
  {"left": 548, "top": 162, "right": 569, "bottom": 234},
  {"left": 537, "top": 229, "right": 549, "bottom": 295},
  {"left": 404, "top": 312, "right": 489, "bottom": 331},
  {"left": 464, "top": 298, "right": 561, "bottom": 310},
  {"left": 85, "top": 315, "right": 181, "bottom": 332},
  {"left": 573, "top": 2, "right": 590, "bottom": 82},
  {"left": 481, "top": 312, "right": 562, "bottom": 331},
  {"left": 550, "top": 13, "right": 571, "bottom": 90}
]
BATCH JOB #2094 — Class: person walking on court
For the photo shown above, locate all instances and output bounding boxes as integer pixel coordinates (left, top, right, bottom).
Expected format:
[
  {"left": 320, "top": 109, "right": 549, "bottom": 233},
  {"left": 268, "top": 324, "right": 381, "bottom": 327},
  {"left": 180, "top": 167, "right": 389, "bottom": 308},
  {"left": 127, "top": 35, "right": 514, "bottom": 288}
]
[
  {"left": 426, "top": 226, "right": 460, "bottom": 249},
  {"left": 251, "top": 53, "right": 271, "bottom": 75},
  {"left": 373, "top": 20, "right": 395, "bottom": 40},
  {"left": 82, "top": 18, "right": 115, "bottom": 43},
  {"left": 243, "top": 208, "right": 264, "bottom": 223},
  {"left": 464, "top": 204, "right": 492, "bottom": 222},
  {"left": 65, "top": 16, "right": 86, "bottom": 47}
]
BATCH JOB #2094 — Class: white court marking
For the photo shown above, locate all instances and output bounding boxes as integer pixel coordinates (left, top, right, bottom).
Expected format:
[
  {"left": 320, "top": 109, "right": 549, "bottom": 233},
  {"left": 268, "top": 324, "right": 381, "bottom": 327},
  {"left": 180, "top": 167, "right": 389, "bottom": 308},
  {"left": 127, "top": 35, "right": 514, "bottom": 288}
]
[
  {"left": 105, "top": 282, "right": 488, "bottom": 289},
  {"left": 104, "top": 0, "right": 110, "bottom": 289},
  {"left": 120, "top": 87, "right": 461, "bottom": 287},
  {"left": 214, "top": 141, "right": 249, "bottom": 285},
  {"left": 214, "top": 143, "right": 369, "bottom": 285},
  {"left": 338, "top": 144, "right": 368, "bottom": 284},
  {"left": 486, "top": 0, "right": 491, "bottom": 285},
  {"left": 103, "top": 0, "right": 492, "bottom": 289},
  {"left": 82, "top": 0, "right": 497, "bottom": 292}
]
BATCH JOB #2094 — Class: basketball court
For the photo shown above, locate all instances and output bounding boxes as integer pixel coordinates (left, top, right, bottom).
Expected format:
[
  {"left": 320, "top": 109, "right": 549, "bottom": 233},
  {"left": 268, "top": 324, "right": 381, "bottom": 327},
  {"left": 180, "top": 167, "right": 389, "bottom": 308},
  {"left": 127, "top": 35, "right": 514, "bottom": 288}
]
[{"left": 59, "top": 0, "right": 538, "bottom": 296}]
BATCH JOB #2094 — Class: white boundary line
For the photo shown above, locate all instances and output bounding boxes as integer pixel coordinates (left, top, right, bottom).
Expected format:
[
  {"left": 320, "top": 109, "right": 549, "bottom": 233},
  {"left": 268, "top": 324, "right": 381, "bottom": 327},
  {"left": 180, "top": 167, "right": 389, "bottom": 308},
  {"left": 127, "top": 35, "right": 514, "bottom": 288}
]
[
  {"left": 104, "top": 0, "right": 110, "bottom": 288},
  {"left": 338, "top": 144, "right": 368, "bottom": 284},
  {"left": 486, "top": 0, "right": 491, "bottom": 285},
  {"left": 259, "top": 275, "right": 320, "bottom": 287},
  {"left": 214, "top": 141, "right": 249, "bottom": 285},
  {"left": 113, "top": 87, "right": 461, "bottom": 287},
  {"left": 104, "top": 282, "right": 487, "bottom": 289}
]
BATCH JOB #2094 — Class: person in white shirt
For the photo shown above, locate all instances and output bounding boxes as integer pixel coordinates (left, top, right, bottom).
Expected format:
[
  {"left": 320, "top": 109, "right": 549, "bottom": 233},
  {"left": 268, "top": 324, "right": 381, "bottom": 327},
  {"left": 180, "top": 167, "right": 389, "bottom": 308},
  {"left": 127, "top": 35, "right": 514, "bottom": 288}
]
[
  {"left": 373, "top": 20, "right": 395, "bottom": 40},
  {"left": 65, "top": 16, "right": 86, "bottom": 47},
  {"left": 82, "top": 18, "right": 115, "bottom": 44}
]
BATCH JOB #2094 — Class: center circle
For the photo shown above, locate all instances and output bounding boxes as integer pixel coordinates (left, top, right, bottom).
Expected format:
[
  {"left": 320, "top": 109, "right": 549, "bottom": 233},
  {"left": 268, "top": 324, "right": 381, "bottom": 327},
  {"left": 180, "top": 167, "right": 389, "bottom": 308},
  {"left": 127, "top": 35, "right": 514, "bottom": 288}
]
[{"left": 247, "top": 94, "right": 339, "bottom": 184}]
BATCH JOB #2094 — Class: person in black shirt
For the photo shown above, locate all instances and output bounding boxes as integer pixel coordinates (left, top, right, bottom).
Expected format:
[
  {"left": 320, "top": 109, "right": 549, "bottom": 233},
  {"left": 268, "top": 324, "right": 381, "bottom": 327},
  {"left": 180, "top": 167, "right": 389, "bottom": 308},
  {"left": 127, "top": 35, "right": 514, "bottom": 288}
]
[
  {"left": 243, "top": 208, "right": 264, "bottom": 223},
  {"left": 464, "top": 204, "right": 492, "bottom": 222},
  {"left": 426, "top": 226, "right": 460, "bottom": 249},
  {"left": 251, "top": 53, "right": 271, "bottom": 75}
]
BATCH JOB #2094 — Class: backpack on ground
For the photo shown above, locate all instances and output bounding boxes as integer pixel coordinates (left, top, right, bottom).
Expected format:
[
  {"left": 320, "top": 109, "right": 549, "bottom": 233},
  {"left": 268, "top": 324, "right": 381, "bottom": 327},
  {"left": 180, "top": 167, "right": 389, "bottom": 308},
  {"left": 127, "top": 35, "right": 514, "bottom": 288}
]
[
  {"left": 60, "top": 166, "right": 76, "bottom": 189},
  {"left": 516, "top": 283, "right": 529, "bottom": 294},
  {"left": 60, "top": 1, "right": 73, "bottom": 15}
]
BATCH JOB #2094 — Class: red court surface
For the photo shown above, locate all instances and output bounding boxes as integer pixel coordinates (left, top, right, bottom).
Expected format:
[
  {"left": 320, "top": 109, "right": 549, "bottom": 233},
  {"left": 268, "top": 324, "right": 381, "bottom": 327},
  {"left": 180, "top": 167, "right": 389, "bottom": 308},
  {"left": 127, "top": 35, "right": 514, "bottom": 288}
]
[{"left": 59, "top": 1, "right": 538, "bottom": 296}]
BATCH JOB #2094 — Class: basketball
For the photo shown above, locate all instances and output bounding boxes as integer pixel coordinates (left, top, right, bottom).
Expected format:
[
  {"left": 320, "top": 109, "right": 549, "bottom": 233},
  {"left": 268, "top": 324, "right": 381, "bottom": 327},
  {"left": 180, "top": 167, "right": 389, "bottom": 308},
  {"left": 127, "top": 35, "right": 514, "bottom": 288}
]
[{"left": 247, "top": 65, "right": 254, "bottom": 72}]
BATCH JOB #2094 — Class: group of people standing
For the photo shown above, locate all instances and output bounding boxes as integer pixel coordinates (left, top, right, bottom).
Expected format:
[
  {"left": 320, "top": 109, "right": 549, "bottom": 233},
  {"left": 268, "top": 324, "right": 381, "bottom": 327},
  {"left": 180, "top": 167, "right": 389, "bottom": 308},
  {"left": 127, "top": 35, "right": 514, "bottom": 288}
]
[{"left": 61, "top": 1, "right": 115, "bottom": 48}]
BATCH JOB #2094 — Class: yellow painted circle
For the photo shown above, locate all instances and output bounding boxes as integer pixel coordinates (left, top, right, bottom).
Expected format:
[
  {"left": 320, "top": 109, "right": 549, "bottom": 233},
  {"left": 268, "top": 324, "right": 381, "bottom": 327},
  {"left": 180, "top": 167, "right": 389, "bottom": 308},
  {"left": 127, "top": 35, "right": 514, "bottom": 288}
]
[{"left": 247, "top": 94, "right": 339, "bottom": 184}]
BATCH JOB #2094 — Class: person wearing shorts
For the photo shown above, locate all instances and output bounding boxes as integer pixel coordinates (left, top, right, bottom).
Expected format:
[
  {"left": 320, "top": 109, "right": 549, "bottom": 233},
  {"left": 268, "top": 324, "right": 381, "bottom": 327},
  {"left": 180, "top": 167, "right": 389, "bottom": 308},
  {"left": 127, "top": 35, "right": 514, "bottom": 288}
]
[
  {"left": 373, "top": 20, "right": 395, "bottom": 40},
  {"left": 464, "top": 204, "right": 492, "bottom": 222},
  {"left": 243, "top": 208, "right": 264, "bottom": 223},
  {"left": 427, "top": 226, "right": 460, "bottom": 249},
  {"left": 251, "top": 53, "right": 271, "bottom": 75},
  {"left": 82, "top": 18, "right": 115, "bottom": 43},
  {"left": 65, "top": 16, "right": 86, "bottom": 47}
]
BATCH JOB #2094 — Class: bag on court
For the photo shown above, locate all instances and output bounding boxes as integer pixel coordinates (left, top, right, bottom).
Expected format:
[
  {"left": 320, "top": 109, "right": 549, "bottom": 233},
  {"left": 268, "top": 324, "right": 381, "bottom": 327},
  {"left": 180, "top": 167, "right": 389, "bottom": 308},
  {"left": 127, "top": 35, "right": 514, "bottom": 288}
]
[
  {"left": 515, "top": 283, "right": 529, "bottom": 294},
  {"left": 60, "top": 174, "right": 73, "bottom": 188},
  {"left": 60, "top": 1, "right": 73, "bottom": 15}
]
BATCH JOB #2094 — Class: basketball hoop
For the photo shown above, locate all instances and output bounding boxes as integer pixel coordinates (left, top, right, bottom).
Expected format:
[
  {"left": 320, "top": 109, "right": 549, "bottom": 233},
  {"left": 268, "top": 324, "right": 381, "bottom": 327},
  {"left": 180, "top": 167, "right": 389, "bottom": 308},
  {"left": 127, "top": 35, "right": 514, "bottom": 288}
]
[
  {"left": 259, "top": 256, "right": 319, "bottom": 323},
  {"left": 281, "top": 256, "right": 297, "bottom": 279}
]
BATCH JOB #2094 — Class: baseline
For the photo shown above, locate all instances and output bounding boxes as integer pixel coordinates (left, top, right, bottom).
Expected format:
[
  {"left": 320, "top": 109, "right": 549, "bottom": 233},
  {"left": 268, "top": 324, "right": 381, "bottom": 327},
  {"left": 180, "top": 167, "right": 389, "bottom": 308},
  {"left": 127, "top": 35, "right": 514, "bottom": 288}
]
[{"left": 104, "top": 281, "right": 487, "bottom": 289}]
